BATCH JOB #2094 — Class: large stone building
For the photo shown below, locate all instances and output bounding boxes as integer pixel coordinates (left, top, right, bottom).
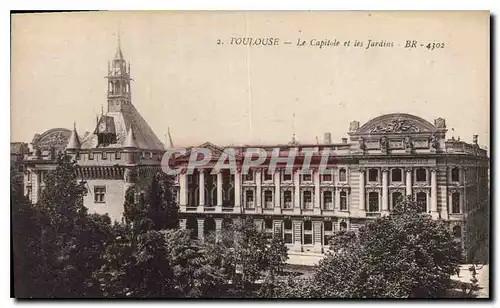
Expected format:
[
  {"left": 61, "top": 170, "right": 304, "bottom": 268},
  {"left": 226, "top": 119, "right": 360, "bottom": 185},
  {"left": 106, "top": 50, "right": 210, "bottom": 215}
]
[
  {"left": 22, "top": 41, "right": 164, "bottom": 221},
  {"left": 172, "top": 114, "right": 489, "bottom": 262},
  {"left": 19, "top": 41, "right": 489, "bottom": 262}
]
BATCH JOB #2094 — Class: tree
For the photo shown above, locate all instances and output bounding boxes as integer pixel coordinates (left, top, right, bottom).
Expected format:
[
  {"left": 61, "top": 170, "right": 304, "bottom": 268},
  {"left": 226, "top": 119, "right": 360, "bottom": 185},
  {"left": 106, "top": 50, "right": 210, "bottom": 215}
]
[
  {"left": 204, "top": 218, "right": 288, "bottom": 296},
  {"left": 12, "top": 154, "right": 114, "bottom": 298},
  {"left": 123, "top": 171, "right": 179, "bottom": 234},
  {"left": 309, "top": 197, "right": 461, "bottom": 298},
  {"left": 96, "top": 227, "right": 224, "bottom": 298}
]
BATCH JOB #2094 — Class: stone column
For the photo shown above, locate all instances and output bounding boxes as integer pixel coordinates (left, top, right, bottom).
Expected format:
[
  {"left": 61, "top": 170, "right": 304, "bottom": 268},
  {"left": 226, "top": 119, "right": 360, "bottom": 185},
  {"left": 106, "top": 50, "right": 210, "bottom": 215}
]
[
  {"left": 234, "top": 170, "right": 241, "bottom": 213},
  {"left": 199, "top": 170, "right": 205, "bottom": 206},
  {"left": 216, "top": 171, "right": 223, "bottom": 207},
  {"left": 462, "top": 167, "right": 467, "bottom": 214},
  {"left": 359, "top": 168, "right": 366, "bottom": 215},
  {"left": 179, "top": 172, "right": 187, "bottom": 206},
  {"left": 382, "top": 168, "right": 389, "bottom": 214},
  {"left": 430, "top": 168, "right": 438, "bottom": 218},
  {"left": 215, "top": 218, "right": 223, "bottom": 242},
  {"left": 255, "top": 169, "right": 262, "bottom": 213},
  {"left": 274, "top": 169, "right": 281, "bottom": 214},
  {"left": 313, "top": 220, "right": 323, "bottom": 253},
  {"left": 335, "top": 189, "right": 341, "bottom": 210},
  {"left": 405, "top": 168, "right": 413, "bottom": 196},
  {"left": 294, "top": 170, "right": 301, "bottom": 214},
  {"left": 314, "top": 169, "right": 321, "bottom": 215},
  {"left": 32, "top": 170, "right": 40, "bottom": 204},
  {"left": 292, "top": 219, "right": 303, "bottom": 252},
  {"left": 197, "top": 218, "right": 205, "bottom": 242}
]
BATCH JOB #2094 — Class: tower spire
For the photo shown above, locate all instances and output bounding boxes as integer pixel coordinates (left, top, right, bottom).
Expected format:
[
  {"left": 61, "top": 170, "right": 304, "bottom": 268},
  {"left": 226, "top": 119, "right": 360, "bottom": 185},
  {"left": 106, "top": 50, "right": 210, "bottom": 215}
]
[{"left": 114, "top": 28, "right": 124, "bottom": 60}]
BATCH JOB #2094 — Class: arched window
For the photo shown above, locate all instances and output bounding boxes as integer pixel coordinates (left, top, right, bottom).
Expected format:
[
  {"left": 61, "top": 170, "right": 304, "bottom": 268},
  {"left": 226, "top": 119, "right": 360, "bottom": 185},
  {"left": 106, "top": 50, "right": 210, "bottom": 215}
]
[
  {"left": 451, "top": 167, "right": 460, "bottom": 182},
  {"left": 392, "top": 191, "right": 403, "bottom": 209},
  {"left": 453, "top": 225, "right": 462, "bottom": 239},
  {"left": 340, "top": 191, "right": 348, "bottom": 211},
  {"left": 452, "top": 192, "right": 461, "bottom": 214},
  {"left": 368, "top": 192, "right": 379, "bottom": 212},
  {"left": 416, "top": 168, "right": 427, "bottom": 182},
  {"left": 416, "top": 192, "right": 427, "bottom": 212},
  {"left": 391, "top": 168, "right": 403, "bottom": 182},
  {"left": 339, "top": 168, "right": 347, "bottom": 182}
]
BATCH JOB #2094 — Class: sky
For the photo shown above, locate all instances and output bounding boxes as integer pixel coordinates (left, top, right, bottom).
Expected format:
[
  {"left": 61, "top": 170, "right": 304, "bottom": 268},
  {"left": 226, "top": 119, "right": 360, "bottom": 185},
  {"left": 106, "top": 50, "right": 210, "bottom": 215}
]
[{"left": 11, "top": 11, "right": 490, "bottom": 149}]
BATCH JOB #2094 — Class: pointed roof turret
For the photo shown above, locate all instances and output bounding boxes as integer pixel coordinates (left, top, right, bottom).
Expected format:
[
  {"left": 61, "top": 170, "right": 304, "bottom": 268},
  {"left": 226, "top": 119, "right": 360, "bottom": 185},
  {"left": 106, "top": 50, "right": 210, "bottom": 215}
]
[
  {"left": 67, "top": 123, "right": 81, "bottom": 150},
  {"left": 125, "top": 125, "right": 138, "bottom": 148},
  {"left": 114, "top": 32, "right": 124, "bottom": 60}
]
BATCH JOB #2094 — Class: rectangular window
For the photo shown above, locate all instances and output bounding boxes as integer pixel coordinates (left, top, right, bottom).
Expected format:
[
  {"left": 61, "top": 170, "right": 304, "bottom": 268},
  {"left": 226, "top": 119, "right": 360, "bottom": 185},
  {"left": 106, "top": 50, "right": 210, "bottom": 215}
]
[
  {"left": 264, "top": 171, "right": 273, "bottom": 182},
  {"left": 302, "top": 171, "right": 312, "bottom": 182},
  {"left": 323, "top": 190, "right": 333, "bottom": 210},
  {"left": 94, "top": 186, "right": 106, "bottom": 203},
  {"left": 101, "top": 152, "right": 107, "bottom": 160},
  {"left": 283, "top": 191, "right": 293, "bottom": 208},
  {"left": 322, "top": 173, "right": 332, "bottom": 182},
  {"left": 264, "top": 190, "right": 273, "bottom": 209},
  {"left": 282, "top": 172, "right": 292, "bottom": 182},
  {"left": 245, "top": 190, "right": 254, "bottom": 208},
  {"left": 243, "top": 171, "right": 254, "bottom": 182},
  {"left": 416, "top": 168, "right": 427, "bottom": 182},
  {"left": 452, "top": 193, "right": 461, "bottom": 214},
  {"left": 303, "top": 191, "right": 313, "bottom": 209},
  {"left": 89, "top": 152, "right": 94, "bottom": 160},
  {"left": 451, "top": 168, "right": 460, "bottom": 182},
  {"left": 368, "top": 169, "right": 379, "bottom": 182},
  {"left": 416, "top": 192, "right": 427, "bottom": 212},
  {"left": 391, "top": 168, "right": 402, "bottom": 182},
  {"left": 368, "top": 192, "right": 379, "bottom": 212},
  {"left": 340, "top": 191, "right": 348, "bottom": 211},
  {"left": 304, "top": 234, "right": 313, "bottom": 245},
  {"left": 284, "top": 233, "right": 293, "bottom": 244},
  {"left": 115, "top": 151, "right": 121, "bottom": 160},
  {"left": 339, "top": 168, "right": 347, "bottom": 182},
  {"left": 324, "top": 221, "right": 333, "bottom": 232}
]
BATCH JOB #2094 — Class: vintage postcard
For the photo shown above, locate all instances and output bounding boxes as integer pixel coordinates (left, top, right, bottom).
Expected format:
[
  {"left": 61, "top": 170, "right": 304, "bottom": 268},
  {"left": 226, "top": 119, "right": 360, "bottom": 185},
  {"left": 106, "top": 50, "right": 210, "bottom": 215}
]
[{"left": 11, "top": 11, "right": 490, "bottom": 299}]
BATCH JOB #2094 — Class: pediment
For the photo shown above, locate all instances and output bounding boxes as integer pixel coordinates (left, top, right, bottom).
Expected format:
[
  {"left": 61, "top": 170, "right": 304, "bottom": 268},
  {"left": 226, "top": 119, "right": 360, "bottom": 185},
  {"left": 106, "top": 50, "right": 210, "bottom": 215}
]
[
  {"left": 32, "top": 128, "right": 72, "bottom": 151},
  {"left": 353, "top": 113, "right": 436, "bottom": 136}
]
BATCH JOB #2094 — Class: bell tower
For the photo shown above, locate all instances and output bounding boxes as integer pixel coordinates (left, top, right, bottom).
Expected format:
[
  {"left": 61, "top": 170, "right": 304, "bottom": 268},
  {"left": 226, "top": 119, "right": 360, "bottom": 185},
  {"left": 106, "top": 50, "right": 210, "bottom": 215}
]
[{"left": 106, "top": 34, "right": 132, "bottom": 112}]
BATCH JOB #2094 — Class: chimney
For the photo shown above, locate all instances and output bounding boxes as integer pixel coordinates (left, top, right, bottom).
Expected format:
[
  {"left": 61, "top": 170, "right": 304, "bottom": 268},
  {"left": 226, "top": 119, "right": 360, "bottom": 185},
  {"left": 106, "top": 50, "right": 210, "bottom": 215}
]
[
  {"left": 341, "top": 138, "right": 348, "bottom": 144},
  {"left": 324, "top": 132, "right": 332, "bottom": 144},
  {"left": 473, "top": 135, "right": 478, "bottom": 145}
]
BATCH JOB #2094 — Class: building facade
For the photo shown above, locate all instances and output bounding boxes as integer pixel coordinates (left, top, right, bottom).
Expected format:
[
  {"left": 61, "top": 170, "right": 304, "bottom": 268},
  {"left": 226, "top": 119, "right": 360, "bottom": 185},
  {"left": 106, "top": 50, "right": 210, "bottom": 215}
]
[
  {"left": 172, "top": 114, "right": 489, "bottom": 262},
  {"left": 19, "top": 42, "right": 489, "bottom": 262}
]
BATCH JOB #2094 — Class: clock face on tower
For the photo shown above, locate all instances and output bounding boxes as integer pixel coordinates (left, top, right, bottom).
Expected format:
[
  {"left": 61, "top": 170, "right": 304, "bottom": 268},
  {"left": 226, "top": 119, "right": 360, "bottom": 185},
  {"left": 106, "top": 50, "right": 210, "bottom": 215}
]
[{"left": 98, "top": 122, "right": 107, "bottom": 133}]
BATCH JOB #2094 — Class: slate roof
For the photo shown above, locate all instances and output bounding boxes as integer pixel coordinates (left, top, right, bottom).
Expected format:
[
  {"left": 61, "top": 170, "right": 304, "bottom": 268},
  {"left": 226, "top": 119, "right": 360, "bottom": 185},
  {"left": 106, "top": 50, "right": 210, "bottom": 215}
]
[{"left": 80, "top": 104, "right": 164, "bottom": 151}]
